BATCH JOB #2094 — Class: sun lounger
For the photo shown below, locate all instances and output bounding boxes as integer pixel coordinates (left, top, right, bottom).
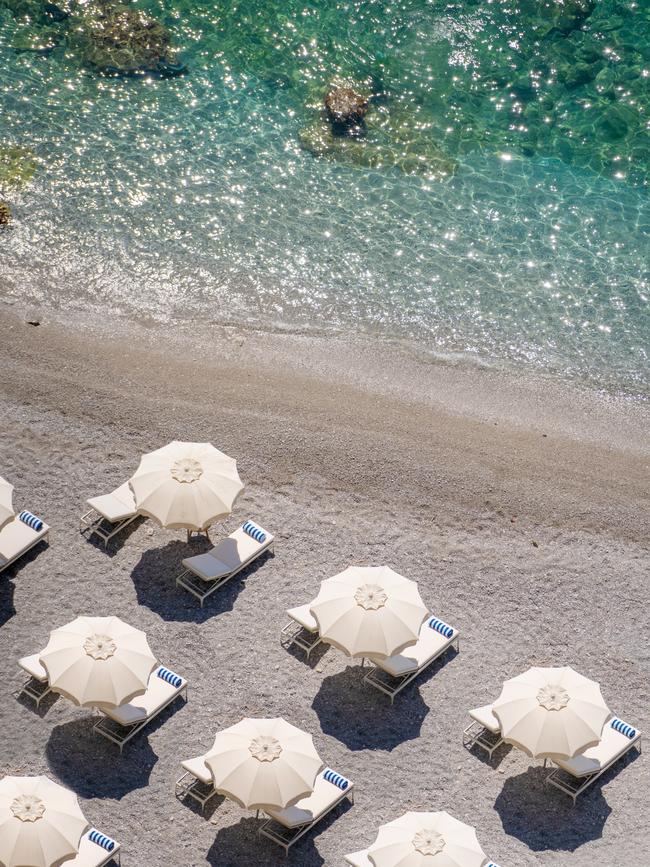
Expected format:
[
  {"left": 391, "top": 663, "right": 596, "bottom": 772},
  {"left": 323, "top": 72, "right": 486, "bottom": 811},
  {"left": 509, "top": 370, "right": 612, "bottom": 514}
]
[
  {"left": 80, "top": 482, "right": 139, "bottom": 548},
  {"left": 546, "top": 716, "right": 641, "bottom": 803},
  {"left": 280, "top": 603, "right": 322, "bottom": 658},
  {"left": 17, "top": 652, "right": 51, "bottom": 706},
  {"left": 363, "top": 616, "right": 460, "bottom": 703},
  {"left": 175, "top": 753, "right": 219, "bottom": 811},
  {"left": 67, "top": 829, "right": 121, "bottom": 866},
  {"left": 93, "top": 665, "right": 187, "bottom": 751},
  {"left": 0, "top": 511, "right": 49, "bottom": 574},
  {"left": 344, "top": 850, "right": 373, "bottom": 867},
  {"left": 176, "top": 520, "right": 274, "bottom": 606},
  {"left": 463, "top": 703, "right": 504, "bottom": 757},
  {"left": 259, "top": 768, "right": 354, "bottom": 854}
]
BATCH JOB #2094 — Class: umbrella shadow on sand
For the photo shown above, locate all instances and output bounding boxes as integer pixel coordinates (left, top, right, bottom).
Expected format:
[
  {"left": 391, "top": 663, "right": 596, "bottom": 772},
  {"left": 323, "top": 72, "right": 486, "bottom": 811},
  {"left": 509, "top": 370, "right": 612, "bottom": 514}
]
[
  {"left": 0, "top": 575, "right": 16, "bottom": 626},
  {"left": 46, "top": 716, "right": 157, "bottom": 798},
  {"left": 494, "top": 765, "right": 614, "bottom": 851},
  {"left": 207, "top": 803, "right": 353, "bottom": 867},
  {"left": 312, "top": 665, "right": 429, "bottom": 751},
  {"left": 130, "top": 539, "right": 270, "bottom": 623}
]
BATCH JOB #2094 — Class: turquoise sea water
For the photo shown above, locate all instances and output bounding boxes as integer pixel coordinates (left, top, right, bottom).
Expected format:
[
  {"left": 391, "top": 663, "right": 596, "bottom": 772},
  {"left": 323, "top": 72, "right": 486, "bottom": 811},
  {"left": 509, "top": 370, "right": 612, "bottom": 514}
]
[{"left": 0, "top": 0, "right": 648, "bottom": 394}]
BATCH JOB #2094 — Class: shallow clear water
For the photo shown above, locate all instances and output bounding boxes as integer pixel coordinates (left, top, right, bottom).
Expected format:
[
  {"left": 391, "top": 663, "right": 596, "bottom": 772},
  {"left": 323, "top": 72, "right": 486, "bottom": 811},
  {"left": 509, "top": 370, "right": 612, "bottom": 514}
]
[{"left": 0, "top": 0, "right": 648, "bottom": 393}]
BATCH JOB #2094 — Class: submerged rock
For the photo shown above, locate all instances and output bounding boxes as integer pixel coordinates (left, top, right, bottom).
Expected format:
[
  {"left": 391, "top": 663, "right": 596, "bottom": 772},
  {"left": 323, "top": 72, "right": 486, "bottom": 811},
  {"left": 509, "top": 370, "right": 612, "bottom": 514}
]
[
  {"left": 535, "top": 0, "right": 595, "bottom": 34},
  {"left": 11, "top": 24, "right": 61, "bottom": 54},
  {"left": 71, "top": 1, "right": 185, "bottom": 76},
  {"left": 0, "top": 201, "right": 11, "bottom": 225},
  {"left": 324, "top": 86, "right": 368, "bottom": 135},
  {"left": 0, "top": 146, "right": 37, "bottom": 189}
]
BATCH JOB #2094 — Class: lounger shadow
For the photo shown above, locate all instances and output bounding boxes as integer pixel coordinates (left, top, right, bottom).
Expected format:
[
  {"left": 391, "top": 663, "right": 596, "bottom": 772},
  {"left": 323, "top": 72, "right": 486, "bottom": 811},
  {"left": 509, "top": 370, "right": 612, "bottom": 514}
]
[{"left": 206, "top": 816, "right": 324, "bottom": 867}]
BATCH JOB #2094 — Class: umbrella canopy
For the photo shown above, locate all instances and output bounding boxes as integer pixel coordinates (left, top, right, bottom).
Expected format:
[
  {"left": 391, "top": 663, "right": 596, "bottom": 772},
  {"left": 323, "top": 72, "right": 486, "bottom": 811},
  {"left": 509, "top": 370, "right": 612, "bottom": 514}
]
[
  {"left": 492, "top": 666, "right": 611, "bottom": 760},
  {"left": 0, "top": 475, "right": 14, "bottom": 531},
  {"left": 39, "top": 616, "right": 157, "bottom": 708},
  {"left": 128, "top": 441, "right": 243, "bottom": 531},
  {"left": 309, "top": 566, "right": 428, "bottom": 658},
  {"left": 204, "top": 717, "right": 323, "bottom": 811},
  {"left": 368, "top": 811, "right": 487, "bottom": 867},
  {"left": 0, "top": 775, "right": 88, "bottom": 867}
]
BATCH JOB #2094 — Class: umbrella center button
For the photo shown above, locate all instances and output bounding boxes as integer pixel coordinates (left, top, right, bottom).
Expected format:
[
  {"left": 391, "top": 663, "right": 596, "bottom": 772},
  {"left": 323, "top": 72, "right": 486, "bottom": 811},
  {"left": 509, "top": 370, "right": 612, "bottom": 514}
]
[
  {"left": 537, "top": 684, "right": 570, "bottom": 711},
  {"left": 11, "top": 795, "right": 46, "bottom": 822},
  {"left": 354, "top": 584, "right": 388, "bottom": 610},
  {"left": 84, "top": 633, "right": 117, "bottom": 660},
  {"left": 171, "top": 458, "right": 204, "bottom": 483}
]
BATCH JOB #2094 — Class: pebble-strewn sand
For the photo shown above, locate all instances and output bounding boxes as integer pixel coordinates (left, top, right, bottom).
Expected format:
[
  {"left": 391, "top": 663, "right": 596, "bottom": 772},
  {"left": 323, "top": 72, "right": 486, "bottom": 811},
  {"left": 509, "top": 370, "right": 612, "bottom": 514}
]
[{"left": 0, "top": 307, "right": 648, "bottom": 867}]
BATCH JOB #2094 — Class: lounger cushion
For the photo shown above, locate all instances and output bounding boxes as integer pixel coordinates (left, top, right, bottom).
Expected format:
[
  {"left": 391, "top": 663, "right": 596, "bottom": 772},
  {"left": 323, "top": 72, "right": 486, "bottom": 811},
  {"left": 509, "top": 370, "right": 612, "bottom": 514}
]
[
  {"left": 264, "top": 771, "right": 353, "bottom": 829},
  {"left": 181, "top": 754, "right": 212, "bottom": 785},
  {"left": 370, "top": 618, "right": 458, "bottom": 677},
  {"left": 345, "top": 851, "right": 372, "bottom": 867},
  {"left": 0, "top": 518, "right": 49, "bottom": 568},
  {"left": 19, "top": 653, "right": 48, "bottom": 682},
  {"left": 554, "top": 719, "right": 641, "bottom": 778},
  {"left": 287, "top": 604, "right": 318, "bottom": 632},
  {"left": 469, "top": 704, "right": 501, "bottom": 734},
  {"left": 87, "top": 483, "right": 137, "bottom": 523},
  {"left": 68, "top": 831, "right": 121, "bottom": 867},
  {"left": 19, "top": 510, "right": 43, "bottom": 531},
  {"left": 182, "top": 524, "right": 273, "bottom": 582},
  {"left": 99, "top": 668, "right": 186, "bottom": 726}
]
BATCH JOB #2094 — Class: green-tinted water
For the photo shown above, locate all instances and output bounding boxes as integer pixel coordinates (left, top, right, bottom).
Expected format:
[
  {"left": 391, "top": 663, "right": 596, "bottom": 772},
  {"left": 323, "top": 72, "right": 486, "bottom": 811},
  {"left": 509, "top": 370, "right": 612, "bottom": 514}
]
[{"left": 1, "top": 0, "right": 648, "bottom": 392}]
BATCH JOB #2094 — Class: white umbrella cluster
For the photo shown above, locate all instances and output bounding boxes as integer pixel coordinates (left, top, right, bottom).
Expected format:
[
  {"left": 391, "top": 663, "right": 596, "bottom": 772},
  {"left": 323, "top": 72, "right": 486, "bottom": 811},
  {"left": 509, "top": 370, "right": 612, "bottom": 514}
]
[
  {"left": 0, "top": 776, "right": 88, "bottom": 867},
  {"left": 367, "top": 811, "right": 487, "bottom": 867},
  {"left": 128, "top": 441, "right": 243, "bottom": 532},
  {"left": 492, "top": 665, "right": 611, "bottom": 760},
  {"left": 310, "top": 566, "right": 428, "bottom": 658},
  {"left": 40, "top": 616, "right": 157, "bottom": 708},
  {"left": 205, "top": 717, "right": 323, "bottom": 810}
]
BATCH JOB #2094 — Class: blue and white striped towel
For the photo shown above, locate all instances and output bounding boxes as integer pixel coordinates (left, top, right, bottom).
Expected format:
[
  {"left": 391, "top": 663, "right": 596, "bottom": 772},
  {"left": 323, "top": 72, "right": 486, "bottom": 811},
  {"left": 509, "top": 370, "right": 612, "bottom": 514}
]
[
  {"left": 323, "top": 768, "right": 349, "bottom": 790},
  {"left": 427, "top": 617, "right": 454, "bottom": 639},
  {"left": 88, "top": 829, "right": 115, "bottom": 851},
  {"left": 611, "top": 718, "right": 636, "bottom": 738},
  {"left": 19, "top": 510, "right": 43, "bottom": 531},
  {"left": 157, "top": 666, "right": 182, "bottom": 688},
  {"left": 243, "top": 520, "right": 266, "bottom": 543}
]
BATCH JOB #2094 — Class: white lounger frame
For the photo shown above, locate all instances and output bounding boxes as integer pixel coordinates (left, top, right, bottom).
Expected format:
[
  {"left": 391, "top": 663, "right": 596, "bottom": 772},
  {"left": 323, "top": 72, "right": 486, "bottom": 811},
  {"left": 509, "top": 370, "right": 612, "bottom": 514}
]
[
  {"left": 93, "top": 682, "right": 188, "bottom": 752},
  {"left": 0, "top": 527, "right": 50, "bottom": 574},
  {"left": 462, "top": 719, "right": 504, "bottom": 758},
  {"left": 17, "top": 672, "right": 51, "bottom": 708},
  {"left": 175, "top": 764, "right": 219, "bottom": 812},
  {"left": 258, "top": 784, "right": 354, "bottom": 854},
  {"left": 546, "top": 731, "right": 642, "bottom": 803},
  {"left": 176, "top": 538, "right": 274, "bottom": 606},
  {"left": 80, "top": 509, "right": 139, "bottom": 549},
  {"left": 280, "top": 619, "right": 322, "bottom": 658},
  {"left": 363, "top": 634, "right": 459, "bottom": 703}
]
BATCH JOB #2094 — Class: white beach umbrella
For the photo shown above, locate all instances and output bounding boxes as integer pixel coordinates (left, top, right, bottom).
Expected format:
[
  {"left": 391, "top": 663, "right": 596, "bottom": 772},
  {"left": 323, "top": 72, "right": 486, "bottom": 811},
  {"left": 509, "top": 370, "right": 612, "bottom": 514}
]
[
  {"left": 492, "top": 666, "right": 611, "bottom": 760},
  {"left": 309, "top": 566, "right": 428, "bottom": 658},
  {"left": 39, "top": 616, "right": 157, "bottom": 708},
  {"left": 204, "top": 717, "right": 323, "bottom": 810},
  {"left": 367, "top": 811, "right": 487, "bottom": 867},
  {"left": 0, "top": 775, "right": 88, "bottom": 867},
  {"left": 0, "top": 475, "right": 14, "bottom": 531},
  {"left": 128, "top": 441, "right": 243, "bottom": 531}
]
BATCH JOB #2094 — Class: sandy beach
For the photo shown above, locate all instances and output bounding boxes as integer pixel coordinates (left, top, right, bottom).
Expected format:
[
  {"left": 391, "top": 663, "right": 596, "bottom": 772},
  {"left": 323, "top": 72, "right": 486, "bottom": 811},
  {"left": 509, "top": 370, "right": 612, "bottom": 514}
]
[{"left": 0, "top": 303, "right": 648, "bottom": 867}]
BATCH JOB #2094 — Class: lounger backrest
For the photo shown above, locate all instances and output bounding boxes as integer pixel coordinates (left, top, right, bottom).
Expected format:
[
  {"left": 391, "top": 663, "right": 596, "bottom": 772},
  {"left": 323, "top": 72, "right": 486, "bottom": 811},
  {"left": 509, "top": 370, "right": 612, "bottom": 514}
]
[{"left": 87, "top": 830, "right": 116, "bottom": 852}]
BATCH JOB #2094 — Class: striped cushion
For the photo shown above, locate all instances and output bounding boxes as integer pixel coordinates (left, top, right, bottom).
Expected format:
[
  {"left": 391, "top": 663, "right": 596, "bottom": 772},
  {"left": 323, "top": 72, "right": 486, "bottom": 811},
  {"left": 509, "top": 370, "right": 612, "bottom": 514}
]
[
  {"left": 88, "top": 830, "right": 115, "bottom": 851},
  {"left": 157, "top": 666, "right": 182, "bottom": 688},
  {"left": 611, "top": 718, "right": 636, "bottom": 738},
  {"left": 243, "top": 520, "right": 266, "bottom": 543},
  {"left": 323, "top": 767, "right": 349, "bottom": 790},
  {"left": 427, "top": 616, "right": 454, "bottom": 638},
  {"left": 19, "top": 510, "right": 43, "bottom": 531}
]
